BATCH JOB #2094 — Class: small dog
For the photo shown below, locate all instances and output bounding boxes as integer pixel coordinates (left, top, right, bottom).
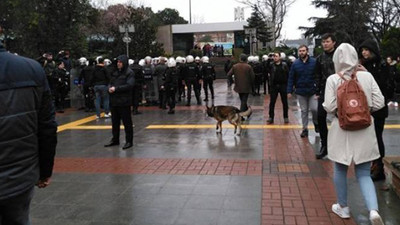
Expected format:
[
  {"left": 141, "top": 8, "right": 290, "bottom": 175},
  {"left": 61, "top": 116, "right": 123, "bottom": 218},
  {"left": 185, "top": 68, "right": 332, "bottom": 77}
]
[{"left": 206, "top": 105, "right": 252, "bottom": 135}]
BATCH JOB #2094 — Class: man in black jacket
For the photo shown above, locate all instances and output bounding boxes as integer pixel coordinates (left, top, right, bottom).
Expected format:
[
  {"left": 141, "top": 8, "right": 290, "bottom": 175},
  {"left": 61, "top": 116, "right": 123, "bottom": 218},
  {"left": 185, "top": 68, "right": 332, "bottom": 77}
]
[
  {"left": 104, "top": 55, "right": 135, "bottom": 150},
  {"left": 0, "top": 41, "right": 57, "bottom": 224},
  {"left": 267, "top": 52, "right": 289, "bottom": 124},
  {"left": 359, "top": 39, "right": 390, "bottom": 181},
  {"left": 315, "top": 33, "right": 336, "bottom": 159}
]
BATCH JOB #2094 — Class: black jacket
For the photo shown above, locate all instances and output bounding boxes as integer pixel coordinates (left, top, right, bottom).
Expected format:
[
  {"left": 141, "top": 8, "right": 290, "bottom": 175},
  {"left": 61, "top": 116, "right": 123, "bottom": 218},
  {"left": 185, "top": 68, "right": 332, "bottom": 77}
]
[
  {"left": 91, "top": 64, "right": 110, "bottom": 86},
  {"left": 201, "top": 63, "right": 216, "bottom": 80},
  {"left": 181, "top": 63, "right": 200, "bottom": 80},
  {"left": 269, "top": 62, "right": 289, "bottom": 86},
  {"left": 109, "top": 55, "right": 135, "bottom": 107},
  {"left": 359, "top": 39, "right": 390, "bottom": 118},
  {"left": 165, "top": 67, "right": 179, "bottom": 89},
  {"left": 79, "top": 65, "right": 94, "bottom": 87},
  {"left": 315, "top": 50, "right": 335, "bottom": 97},
  {"left": 0, "top": 43, "right": 57, "bottom": 200},
  {"left": 130, "top": 64, "right": 144, "bottom": 86}
]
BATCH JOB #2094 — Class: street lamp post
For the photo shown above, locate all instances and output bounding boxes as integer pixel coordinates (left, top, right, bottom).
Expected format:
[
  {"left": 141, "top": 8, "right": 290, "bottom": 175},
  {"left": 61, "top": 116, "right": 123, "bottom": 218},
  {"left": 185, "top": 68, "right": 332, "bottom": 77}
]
[
  {"left": 119, "top": 24, "right": 135, "bottom": 57},
  {"left": 189, "top": 0, "right": 192, "bottom": 24}
]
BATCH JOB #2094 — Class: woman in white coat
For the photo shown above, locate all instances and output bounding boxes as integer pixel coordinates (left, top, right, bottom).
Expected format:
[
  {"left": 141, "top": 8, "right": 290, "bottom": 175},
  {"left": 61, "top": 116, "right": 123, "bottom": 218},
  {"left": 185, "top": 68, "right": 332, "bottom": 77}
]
[{"left": 323, "top": 43, "right": 385, "bottom": 225}]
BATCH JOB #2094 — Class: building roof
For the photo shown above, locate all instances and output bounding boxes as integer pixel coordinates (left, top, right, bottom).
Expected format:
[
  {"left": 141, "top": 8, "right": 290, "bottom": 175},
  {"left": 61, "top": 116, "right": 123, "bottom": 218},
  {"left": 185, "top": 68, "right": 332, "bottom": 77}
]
[{"left": 172, "top": 21, "right": 248, "bottom": 34}]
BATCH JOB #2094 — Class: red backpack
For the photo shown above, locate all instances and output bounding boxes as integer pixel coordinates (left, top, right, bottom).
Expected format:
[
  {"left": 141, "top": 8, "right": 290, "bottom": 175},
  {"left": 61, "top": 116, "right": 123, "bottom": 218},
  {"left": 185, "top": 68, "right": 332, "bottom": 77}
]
[{"left": 337, "top": 71, "right": 371, "bottom": 130}]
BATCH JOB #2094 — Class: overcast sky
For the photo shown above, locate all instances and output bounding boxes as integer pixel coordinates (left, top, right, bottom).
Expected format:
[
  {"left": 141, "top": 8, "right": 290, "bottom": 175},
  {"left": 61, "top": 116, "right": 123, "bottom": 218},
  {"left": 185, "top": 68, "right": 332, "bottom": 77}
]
[{"left": 104, "top": 0, "right": 327, "bottom": 40}]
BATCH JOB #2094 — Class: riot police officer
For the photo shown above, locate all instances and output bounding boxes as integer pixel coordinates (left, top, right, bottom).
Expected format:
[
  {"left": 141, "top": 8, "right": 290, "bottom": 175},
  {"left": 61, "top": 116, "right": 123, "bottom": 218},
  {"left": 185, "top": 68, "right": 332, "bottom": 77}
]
[
  {"left": 181, "top": 55, "right": 201, "bottom": 106},
  {"left": 200, "top": 56, "right": 216, "bottom": 101}
]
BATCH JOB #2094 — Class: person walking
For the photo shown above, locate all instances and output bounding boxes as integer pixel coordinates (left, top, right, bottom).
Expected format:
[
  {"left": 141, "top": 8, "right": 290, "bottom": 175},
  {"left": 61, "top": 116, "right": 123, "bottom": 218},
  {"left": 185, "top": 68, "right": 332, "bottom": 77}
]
[
  {"left": 104, "top": 55, "right": 135, "bottom": 150},
  {"left": 267, "top": 52, "right": 290, "bottom": 124},
  {"left": 227, "top": 54, "right": 255, "bottom": 114},
  {"left": 0, "top": 40, "right": 57, "bottom": 225},
  {"left": 323, "top": 43, "right": 385, "bottom": 225},
  {"left": 315, "top": 33, "right": 337, "bottom": 159},
  {"left": 287, "top": 45, "right": 318, "bottom": 138}
]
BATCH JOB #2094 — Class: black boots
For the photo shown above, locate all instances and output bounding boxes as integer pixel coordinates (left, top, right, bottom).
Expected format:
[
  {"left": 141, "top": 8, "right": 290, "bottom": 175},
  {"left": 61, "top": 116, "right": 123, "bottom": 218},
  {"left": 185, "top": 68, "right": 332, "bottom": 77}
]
[{"left": 316, "top": 146, "right": 327, "bottom": 159}]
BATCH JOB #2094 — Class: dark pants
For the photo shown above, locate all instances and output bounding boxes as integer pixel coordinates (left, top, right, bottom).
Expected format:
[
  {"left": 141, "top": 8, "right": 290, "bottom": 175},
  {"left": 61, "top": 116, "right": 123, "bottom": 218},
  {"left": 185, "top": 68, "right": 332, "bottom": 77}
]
[
  {"left": 239, "top": 93, "right": 249, "bottom": 112},
  {"left": 263, "top": 75, "right": 269, "bottom": 94},
  {"left": 159, "top": 89, "right": 166, "bottom": 108},
  {"left": 317, "top": 96, "right": 328, "bottom": 147},
  {"left": 372, "top": 116, "right": 386, "bottom": 168},
  {"left": 178, "top": 78, "right": 185, "bottom": 100},
  {"left": 54, "top": 87, "right": 66, "bottom": 110},
  {"left": 203, "top": 78, "right": 214, "bottom": 100},
  {"left": 0, "top": 187, "right": 34, "bottom": 225},
  {"left": 269, "top": 84, "right": 288, "bottom": 119},
  {"left": 132, "top": 85, "right": 142, "bottom": 112},
  {"left": 186, "top": 79, "right": 201, "bottom": 103},
  {"left": 111, "top": 106, "right": 133, "bottom": 143},
  {"left": 254, "top": 75, "right": 262, "bottom": 94},
  {"left": 83, "top": 85, "right": 94, "bottom": 110},
  {"left": 166, "top": 88, "right": 176, "bottom": 110}
]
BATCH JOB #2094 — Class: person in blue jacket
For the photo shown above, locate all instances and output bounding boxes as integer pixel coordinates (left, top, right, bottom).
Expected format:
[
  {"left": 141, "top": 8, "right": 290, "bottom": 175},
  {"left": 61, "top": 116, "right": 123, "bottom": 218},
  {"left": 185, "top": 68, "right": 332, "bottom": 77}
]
[{"left": 287, "top": 45, "right": 318, "bottom": 138}]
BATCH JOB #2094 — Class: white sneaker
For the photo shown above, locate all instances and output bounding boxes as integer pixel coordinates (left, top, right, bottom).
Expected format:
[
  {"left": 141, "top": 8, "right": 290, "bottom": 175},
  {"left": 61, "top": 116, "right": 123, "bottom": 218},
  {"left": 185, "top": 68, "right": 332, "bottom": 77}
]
[
  {"left": 332, "top": 203, "right": 350, "bottom": 219},
  {"left": 96, "top": 115, "right": 100, "bottom": 119},
  {"left": 370, "top": 210, "right": 384, "bottom": 225},
  {"left": 104, "top": 113, "right": 111, "bottom": 118},
  {"left": 394, "top": 102, "right": 399, "bottom": 107}
]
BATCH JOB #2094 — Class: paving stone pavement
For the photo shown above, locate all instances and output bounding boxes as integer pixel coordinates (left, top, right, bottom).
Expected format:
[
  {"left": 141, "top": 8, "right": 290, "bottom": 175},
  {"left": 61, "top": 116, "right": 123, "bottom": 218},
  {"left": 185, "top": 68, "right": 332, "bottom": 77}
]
[{"left": 30, "top": 80, "right": 400, "bottom": 225}]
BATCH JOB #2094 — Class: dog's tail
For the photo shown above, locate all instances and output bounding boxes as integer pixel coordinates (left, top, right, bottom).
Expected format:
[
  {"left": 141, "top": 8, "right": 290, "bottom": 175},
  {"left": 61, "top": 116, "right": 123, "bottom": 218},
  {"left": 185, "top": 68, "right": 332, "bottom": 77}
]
[{"left": 239, "top": 106, "right": 252, "bottom": 117}]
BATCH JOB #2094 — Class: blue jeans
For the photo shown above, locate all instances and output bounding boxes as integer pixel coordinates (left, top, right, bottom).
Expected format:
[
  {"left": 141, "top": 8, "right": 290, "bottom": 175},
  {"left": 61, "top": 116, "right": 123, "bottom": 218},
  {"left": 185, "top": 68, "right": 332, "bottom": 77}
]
[
  {"left": 94, "top": 85, "right": 110, "bottom": 116},
  {"left": 0, "top": 187, "right": 34, "bottom": 225},
  {"left": 333, "top": 162, "right": 379, "bottom": 211}
]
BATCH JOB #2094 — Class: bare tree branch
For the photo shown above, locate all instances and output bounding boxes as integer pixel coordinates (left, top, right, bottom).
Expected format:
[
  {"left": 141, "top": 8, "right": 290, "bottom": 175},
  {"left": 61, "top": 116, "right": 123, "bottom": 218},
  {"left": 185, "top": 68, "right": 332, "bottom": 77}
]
[{"left": 237, "top": 0, "right": 295, "bottom": 46}]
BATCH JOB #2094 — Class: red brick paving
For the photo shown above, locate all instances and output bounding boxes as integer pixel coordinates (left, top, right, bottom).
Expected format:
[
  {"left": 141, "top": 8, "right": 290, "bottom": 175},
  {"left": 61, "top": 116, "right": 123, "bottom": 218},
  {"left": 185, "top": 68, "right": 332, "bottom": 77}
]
[{"left": 54, "top": 157, "right": 262, "bottom": 176}]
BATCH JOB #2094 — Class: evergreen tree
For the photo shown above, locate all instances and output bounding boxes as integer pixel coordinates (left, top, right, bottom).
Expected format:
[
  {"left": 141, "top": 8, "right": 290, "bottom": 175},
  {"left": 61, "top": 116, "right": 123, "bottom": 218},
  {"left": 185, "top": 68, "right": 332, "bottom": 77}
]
[
  {"left": 301, "top": 0, "right": 373, "bottom": 46},
  {"left": 246, "top": 7, "right": 273, "bottom": 44}
]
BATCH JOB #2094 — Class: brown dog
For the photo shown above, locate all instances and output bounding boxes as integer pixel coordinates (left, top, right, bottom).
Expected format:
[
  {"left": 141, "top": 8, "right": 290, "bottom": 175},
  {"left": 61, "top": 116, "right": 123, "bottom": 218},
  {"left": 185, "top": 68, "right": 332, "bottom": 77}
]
[{"left": 206, "top": 105, "right": 252, "bottom": 135}]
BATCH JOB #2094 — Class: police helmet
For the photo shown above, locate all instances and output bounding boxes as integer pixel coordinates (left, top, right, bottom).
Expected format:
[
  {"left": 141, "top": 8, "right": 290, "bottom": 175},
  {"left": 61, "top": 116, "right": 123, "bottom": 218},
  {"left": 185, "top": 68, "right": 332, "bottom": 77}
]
[
  {"left": 195, "top": 56, "right": 201, "bottom": 62},
  {"left": 288, "top": 55, "right": 296, "bottom": 63},
  {"left": 95, "top": 56, "right": 103, "bottom": 64},
  {"left": 167, "top": 58, "right": 176, "bottom": 68},
  {"left": 201, "top": 56, "right": 209, "bottom": 63},
  {"left": 144, "top": 56, "right": 152, "bottom": 64},
  {"left": 139, "top": 59, "right": 145, "bottom": 66},
  {"left": 254, "top": 56, "right": 260, "bottom": 62},
  {"left": 104, "top": 59, "right": 112, "bottom": 66},
  {"left": 280, "top": 52, "right": 286, "bottom": 60},
  {"left": 186, "top": 55, "right": 194, "bottom": 63},
  {"left": 128, "top": 59, "right": 134, "bottom": 65},
  {"left": 262, "top": 55, "right": 268, "bottom": 61},
  {"left": 79, "top": 57, "right": 88, "bottom": 66}
]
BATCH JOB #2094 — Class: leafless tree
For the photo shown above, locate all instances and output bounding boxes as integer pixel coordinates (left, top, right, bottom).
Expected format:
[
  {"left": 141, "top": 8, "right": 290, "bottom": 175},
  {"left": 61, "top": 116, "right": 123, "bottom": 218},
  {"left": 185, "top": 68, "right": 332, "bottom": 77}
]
[
  {"left": 369, "top": 0, "right": 400, "bottom": 41},
  {"left": 238, "top": 0, "right": 295, "bottom": 46}
]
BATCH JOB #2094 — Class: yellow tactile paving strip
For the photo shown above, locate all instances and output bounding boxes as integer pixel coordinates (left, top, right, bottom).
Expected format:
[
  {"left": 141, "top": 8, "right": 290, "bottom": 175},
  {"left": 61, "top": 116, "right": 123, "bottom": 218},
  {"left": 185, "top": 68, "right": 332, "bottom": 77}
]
[{"left": 56, "top": 114, "right": 400, "bottom": 132}]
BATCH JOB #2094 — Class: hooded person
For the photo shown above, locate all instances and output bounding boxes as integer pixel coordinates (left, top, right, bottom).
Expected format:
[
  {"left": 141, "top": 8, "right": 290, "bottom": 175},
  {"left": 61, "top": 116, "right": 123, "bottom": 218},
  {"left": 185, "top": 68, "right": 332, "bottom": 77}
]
[
  {"left": 323, "top": 43, "right": 385, "bottom": 225},
  {"left": 104, "top": 55, "right": 135, "bottom": 150},
  {"left": 358, "top": 39, "right": 391, "bottom": 181}
]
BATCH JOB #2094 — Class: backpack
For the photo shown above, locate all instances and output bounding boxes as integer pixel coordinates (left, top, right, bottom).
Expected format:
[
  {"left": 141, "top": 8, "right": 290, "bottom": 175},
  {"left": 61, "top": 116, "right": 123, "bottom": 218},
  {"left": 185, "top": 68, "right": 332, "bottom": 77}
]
[{"left": 337, "top": 71, "right": 371, "bottom": 130}]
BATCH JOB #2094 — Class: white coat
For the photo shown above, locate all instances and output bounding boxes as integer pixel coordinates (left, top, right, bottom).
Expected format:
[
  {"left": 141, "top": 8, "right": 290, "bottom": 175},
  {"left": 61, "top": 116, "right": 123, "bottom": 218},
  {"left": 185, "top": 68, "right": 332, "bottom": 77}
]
[{"left": 323, "top": 43, "right": 385, "bottom": 165}]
